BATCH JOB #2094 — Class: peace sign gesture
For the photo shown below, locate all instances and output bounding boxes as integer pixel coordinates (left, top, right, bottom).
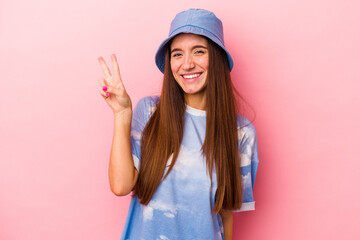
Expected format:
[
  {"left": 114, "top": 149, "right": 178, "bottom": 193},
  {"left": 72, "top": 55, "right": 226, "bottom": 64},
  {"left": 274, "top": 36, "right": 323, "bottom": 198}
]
[{"left": 98, "top": 54, "right": 132, "bottom": 115}]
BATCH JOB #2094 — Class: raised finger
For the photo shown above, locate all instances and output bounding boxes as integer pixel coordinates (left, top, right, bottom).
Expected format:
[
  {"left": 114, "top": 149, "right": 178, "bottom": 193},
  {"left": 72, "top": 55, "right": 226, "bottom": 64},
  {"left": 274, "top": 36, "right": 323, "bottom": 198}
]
[
  {"left": 98, "top": 56, "right": 112, "bottom": 79},
  {"left": 111, "top": 54, "right": 122, "bottom": 79}
]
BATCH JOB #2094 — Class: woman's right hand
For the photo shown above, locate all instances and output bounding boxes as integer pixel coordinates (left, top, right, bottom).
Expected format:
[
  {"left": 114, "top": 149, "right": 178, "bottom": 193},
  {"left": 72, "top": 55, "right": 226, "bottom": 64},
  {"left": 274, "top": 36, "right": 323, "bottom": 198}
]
[{"left": 98, "top": 54, "right": 132, "bottom": 115}]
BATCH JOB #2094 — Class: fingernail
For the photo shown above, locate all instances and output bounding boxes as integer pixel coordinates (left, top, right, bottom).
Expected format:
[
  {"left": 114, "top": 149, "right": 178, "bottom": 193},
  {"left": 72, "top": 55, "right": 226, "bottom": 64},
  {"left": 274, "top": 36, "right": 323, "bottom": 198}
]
[
  {"left": 103, "top": 86, "right": 107, "bottom": 91},
  {"left": 106, "top": 92, "right": 109, "bottom": 97}
]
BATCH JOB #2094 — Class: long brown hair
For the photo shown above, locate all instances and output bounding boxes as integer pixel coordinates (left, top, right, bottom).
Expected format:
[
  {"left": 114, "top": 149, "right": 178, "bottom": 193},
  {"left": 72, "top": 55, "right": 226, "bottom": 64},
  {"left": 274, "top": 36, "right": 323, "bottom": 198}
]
[{"left": 133, "top": 38, "right": 242, "bottom": 213}]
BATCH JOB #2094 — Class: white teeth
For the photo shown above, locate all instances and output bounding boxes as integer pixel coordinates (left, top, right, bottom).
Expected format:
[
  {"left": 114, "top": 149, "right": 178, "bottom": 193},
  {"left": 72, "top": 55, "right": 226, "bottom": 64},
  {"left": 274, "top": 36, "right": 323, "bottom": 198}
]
[{"left": 183, "top": 74, "right": 200, "bottom": 79}]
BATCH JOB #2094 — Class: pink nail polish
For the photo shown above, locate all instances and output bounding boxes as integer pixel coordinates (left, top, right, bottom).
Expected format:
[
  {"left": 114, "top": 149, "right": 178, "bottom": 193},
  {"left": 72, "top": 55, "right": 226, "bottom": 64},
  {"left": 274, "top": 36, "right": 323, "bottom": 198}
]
[
  {"left": 103, "top": 86, "right": 107, "bottom": 91},
  {"left": 106, "top": 92, "right": 109, "bottom": 97}
]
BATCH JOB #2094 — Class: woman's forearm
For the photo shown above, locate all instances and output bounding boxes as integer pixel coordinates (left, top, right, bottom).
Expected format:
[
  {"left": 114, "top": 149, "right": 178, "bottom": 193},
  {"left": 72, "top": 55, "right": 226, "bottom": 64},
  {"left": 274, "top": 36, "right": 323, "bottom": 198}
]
[
  {"left": 108, "top": 110, "right": 138, "bottom": 196},
  {"left": 220, "top": 210, "right": 233, "bottom": 240}
]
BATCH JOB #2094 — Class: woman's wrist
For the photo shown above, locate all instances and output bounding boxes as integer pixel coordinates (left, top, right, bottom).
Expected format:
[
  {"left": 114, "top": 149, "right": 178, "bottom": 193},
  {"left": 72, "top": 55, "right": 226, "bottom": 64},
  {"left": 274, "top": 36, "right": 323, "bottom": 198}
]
[{"left": 114, "top": 109, "right": 132, "bottom": 125}]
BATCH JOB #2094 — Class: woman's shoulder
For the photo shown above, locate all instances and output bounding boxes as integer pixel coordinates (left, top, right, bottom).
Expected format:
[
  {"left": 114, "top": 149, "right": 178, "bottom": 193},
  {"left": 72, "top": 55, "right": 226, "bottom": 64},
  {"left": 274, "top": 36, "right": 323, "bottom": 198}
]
[
  {"left": 133, "top": 95, "right": 160, "bottom": 117},
  {"left": 136, "top": 95, "right": 160, "bottom": 108},
  {"left": 236, "top": 114, "right": 257, "bottom": 142}
]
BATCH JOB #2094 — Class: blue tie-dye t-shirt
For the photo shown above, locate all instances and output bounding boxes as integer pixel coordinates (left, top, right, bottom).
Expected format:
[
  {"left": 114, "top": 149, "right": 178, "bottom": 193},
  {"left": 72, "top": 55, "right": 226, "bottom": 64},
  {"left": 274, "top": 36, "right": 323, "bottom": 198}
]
[{"left": 120, "top": 96, "right": 259, "bottom": 240}]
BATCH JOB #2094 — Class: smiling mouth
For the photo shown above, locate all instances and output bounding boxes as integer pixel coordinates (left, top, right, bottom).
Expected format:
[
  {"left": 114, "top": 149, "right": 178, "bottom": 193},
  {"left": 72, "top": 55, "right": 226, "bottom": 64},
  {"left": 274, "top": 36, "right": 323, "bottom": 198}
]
[{"left": 181, "top": 73, "right": 201, "bottom": 81}]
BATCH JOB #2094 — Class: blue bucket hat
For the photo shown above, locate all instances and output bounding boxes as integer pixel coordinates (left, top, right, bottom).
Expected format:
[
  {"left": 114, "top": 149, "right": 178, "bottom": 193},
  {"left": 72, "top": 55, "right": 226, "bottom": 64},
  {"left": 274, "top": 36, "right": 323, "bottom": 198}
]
[{"left": 155, "top": 8, "right": 234, "bottom": 73}]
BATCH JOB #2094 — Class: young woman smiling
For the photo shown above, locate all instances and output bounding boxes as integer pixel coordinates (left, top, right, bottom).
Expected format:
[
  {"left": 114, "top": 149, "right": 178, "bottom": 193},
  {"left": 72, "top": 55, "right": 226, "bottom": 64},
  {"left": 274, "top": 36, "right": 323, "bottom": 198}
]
[{"left": 98, "top": 9, "right": 259, "bottom": 240}]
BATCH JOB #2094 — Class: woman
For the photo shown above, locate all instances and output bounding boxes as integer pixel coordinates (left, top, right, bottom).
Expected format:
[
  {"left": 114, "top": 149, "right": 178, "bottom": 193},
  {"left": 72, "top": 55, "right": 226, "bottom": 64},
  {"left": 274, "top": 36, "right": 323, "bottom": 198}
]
[{"left": 98, "top": 9, "right": 259, "bottom": 240}]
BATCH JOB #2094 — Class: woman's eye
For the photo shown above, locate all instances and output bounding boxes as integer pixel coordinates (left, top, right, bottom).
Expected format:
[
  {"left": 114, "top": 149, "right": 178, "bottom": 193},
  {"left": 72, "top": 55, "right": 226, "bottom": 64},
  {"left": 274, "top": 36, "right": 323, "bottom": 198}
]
[
  {"left": 195, "top": 50, "right": 205, "bottom": 54},
  {"left": 172, "top": 53, "right": 182, "bottom": 57}
]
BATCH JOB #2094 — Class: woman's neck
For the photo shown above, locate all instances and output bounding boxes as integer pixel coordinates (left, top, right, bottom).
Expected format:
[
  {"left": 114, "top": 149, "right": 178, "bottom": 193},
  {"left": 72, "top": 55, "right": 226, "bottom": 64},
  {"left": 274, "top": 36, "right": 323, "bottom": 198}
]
[{"left": 184, "top": 93, "right": 206, "bottom": 110}]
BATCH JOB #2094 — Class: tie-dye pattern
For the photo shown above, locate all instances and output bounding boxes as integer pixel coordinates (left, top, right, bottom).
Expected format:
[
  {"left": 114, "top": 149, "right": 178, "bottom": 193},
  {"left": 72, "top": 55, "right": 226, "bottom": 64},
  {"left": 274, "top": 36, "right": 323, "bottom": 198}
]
[{"left": 121, "top": 96, "right": 259, "bottom": 240}]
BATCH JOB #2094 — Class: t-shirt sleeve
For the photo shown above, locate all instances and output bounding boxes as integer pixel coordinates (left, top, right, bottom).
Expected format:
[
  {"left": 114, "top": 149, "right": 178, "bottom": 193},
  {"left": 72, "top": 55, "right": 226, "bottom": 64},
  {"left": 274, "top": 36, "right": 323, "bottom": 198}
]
[
  {"left": 130, "top": 96, "right": 159, "bottom": 172},
  {"left": 233, "top": 118, "right": 259, "bottom": 212}
]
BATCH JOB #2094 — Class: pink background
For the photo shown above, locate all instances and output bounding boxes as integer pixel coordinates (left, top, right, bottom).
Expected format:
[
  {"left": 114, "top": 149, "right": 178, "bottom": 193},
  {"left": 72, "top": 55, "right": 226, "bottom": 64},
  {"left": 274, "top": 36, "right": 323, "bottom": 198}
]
[{"left": 1, "top": 0, "right": 359, "bottom": 239}]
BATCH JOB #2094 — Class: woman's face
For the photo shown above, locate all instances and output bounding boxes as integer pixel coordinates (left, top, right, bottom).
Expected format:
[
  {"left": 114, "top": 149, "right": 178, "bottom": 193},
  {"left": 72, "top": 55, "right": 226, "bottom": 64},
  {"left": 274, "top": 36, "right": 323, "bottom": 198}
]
[{"left": 170, "top": 33, "right": 209, "bottom": 100}]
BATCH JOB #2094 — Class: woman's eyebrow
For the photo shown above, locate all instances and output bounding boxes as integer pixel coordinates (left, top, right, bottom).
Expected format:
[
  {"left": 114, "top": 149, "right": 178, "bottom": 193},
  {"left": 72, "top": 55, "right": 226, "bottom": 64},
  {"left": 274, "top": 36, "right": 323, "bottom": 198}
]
[
  {"left": 170, "top": 48, "right": 182, "bottom": 54},
  {"left": 170, "top": 45, "right": 208, "bottom": 53},
  {"left": 192, "top": 45, "right": 208, "bottom": 50}
]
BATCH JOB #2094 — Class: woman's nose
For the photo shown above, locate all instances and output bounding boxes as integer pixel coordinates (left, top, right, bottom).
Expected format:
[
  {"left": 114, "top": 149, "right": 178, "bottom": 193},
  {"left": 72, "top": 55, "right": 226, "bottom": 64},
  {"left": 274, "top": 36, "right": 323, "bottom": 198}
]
[{"left": 182, "top": 55, "right": 195, "bottom": 70}]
